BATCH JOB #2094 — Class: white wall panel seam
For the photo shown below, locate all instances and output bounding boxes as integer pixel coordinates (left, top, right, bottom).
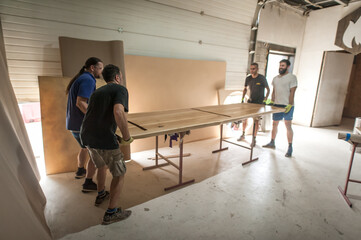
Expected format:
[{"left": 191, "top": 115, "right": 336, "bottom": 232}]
[{"left": 145, "top": 0, "right": 252, "bottom": 26}]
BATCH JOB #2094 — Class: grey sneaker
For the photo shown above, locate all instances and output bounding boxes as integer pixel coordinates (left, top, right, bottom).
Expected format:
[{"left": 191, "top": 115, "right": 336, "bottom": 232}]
[
  {"left": 102, "top": 208, "right": 132, "bottom": 225},
  {"left": 262, "top": 142, "right": 275, "bottom": 149},
  {"left": 95, "top": 191, "right": 110, "bottom": 206},
  {"left": 75, "top": 168, "right": 86, "bottom": 179},
  {"left": 82, "top": 180, "right": 97, "bottom": 193},
  {"left": 237, "top": 134, "right": 245, "bottom": 141}
]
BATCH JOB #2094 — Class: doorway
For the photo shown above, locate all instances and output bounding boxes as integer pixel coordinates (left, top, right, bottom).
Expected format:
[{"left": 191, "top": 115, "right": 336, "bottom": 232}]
[
  {"left": 343, "top": 53, "right": 361, "bottom": 118},
  {"left": 311, "top": 51, "right": 354, "bottom": 127}
]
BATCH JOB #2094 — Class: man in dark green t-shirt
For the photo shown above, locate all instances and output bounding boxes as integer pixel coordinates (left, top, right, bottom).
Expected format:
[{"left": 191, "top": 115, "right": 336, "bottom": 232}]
[
  {"left": 80, "top": 64, "right": 133, "bottom": 225},
  {"left": 238, "top": 63, "right": 270, "bottom": 145}
]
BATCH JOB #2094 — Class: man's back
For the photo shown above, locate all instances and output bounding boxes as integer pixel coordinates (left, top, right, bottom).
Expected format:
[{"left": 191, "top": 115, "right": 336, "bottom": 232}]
[{"left": 80, "top": 83, "right": 129, "bottom": 149}]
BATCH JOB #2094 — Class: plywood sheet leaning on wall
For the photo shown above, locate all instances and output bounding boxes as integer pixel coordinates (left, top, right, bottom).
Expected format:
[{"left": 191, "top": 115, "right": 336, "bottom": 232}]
[
  {"left": 39, "top": 76, "right": 77, "bottom": 175},
  {"left": 59, "top": 36, "right": 127, "bottom": 86},
  {"left": 124, "top": 55, "right": 226, "bottom": 152}
]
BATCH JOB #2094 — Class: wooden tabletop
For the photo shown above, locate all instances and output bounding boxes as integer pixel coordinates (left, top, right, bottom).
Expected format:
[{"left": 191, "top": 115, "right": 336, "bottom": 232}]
[{"left": 126, "top": 103, "right": 284, "bottom": 139}]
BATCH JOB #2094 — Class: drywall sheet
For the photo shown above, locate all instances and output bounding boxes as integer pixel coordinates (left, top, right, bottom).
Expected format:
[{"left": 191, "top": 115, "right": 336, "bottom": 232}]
[
  {"left": 0, "top": 50, "right": 51, "bottom": 239},
  {"left": 39, "top": 55, "right": 225, "bottom": 174}
]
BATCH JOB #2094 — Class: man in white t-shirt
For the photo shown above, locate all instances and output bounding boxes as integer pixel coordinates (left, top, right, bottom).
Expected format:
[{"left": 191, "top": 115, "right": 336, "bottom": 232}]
[{"left": 263, "top": 59, "right": 297, "bottom": 157}]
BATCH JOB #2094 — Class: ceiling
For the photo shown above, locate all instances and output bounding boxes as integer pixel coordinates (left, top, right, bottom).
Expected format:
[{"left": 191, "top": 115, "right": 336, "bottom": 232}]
[{"left": 273, "top": 0, "right": 357, "bottom": 13}]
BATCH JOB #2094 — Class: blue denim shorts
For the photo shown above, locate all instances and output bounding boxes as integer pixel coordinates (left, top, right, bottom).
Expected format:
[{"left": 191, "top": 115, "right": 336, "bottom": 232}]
[
  {"left": 71, "top": 131, "right": 86, "bottom": 148},
  {"left": 272, "top": 104, "right": 294, "bottom": 121}
]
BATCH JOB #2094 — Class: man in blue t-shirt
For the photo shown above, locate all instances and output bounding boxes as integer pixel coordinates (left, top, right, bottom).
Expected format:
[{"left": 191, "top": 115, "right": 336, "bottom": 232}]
[
  {"left": 80, "top": 64, "right": 133, "bottom": 225},
  {"left": 66, "top": 57, "right": 103, "bottom": 192}
]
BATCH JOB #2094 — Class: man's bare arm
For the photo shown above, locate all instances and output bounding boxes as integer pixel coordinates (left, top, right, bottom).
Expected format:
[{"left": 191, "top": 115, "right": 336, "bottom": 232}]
[
  {"left": 265, "top": 86, "right": 270, "bottom": 100},
  {"left": 289, "top": 87, "right": 297, "bottom": 105},
  {"left": 113, "top": 103, "right": 130, "bottom": 141},
  {"left": 76, "top": 96, "right": 88, "bottom": 114}
]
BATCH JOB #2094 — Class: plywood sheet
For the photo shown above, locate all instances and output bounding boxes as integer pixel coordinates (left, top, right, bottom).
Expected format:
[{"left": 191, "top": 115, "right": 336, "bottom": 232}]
[{"left": 59, "top": 37, "right": 127, "bottom": 86}]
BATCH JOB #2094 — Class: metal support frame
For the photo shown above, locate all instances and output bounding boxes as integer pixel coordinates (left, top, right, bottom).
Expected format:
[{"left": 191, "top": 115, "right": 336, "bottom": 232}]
[
  {"left": 212, "top": 119, "right": 259, "bottom": 165},
  {"left": 143, "top": 133, "right": 195, "bottom": 191},
  {"left": 338, "top": 143, "right": 361, "bottom": 207}
]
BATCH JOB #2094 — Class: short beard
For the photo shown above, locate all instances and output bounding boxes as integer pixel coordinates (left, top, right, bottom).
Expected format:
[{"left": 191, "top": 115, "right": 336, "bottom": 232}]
[{"left": 279, "top": 68, "right": 287, "bottom": 75}]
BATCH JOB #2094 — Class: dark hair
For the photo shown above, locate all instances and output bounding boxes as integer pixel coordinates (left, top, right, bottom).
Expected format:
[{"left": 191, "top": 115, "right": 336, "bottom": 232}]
[
  {"left": 280, "top": 59, "right": 291, "bottom": 66},
  {"left": 250, "top": 62, "right": 258, "bottom": 68},
  {"left": 102, "top": 64, "right": 120, "bottom": 83},
  {"left": 65, "top": 57, "right": 103, "bottom": 94}
]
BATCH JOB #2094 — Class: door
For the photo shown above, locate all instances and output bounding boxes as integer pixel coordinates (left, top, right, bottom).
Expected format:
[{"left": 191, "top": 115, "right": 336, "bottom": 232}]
[{"left": 311, "top": 51, "right": 354, "bottom": 127}]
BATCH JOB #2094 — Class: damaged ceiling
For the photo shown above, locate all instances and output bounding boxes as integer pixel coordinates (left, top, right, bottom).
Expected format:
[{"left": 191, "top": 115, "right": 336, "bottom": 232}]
[{"left": 270, "top": 0, "right": 360, "bottom": 14}]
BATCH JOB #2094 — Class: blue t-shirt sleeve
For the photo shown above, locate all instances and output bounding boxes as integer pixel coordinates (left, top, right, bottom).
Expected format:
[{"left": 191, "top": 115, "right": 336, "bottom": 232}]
[{"left": 78, "top": 78, "right": 95, "bottom": 99}]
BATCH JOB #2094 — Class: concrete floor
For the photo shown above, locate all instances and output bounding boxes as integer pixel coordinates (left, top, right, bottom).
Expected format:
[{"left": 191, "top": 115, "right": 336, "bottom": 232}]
[{"left": 41, "top": 119, "right": 361, "bottom": 240}]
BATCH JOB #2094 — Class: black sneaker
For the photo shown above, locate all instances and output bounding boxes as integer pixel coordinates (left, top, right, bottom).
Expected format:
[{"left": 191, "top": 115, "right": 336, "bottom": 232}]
[
  {"left": 82, "top": 180, "right": 97, "bottom": 193},
  {"left": 75, "top": 168, "right": 86, "bottom": 179},
  {"left": 95, "top": 191, "right": 110, "bottom": 206},
  {"left": 102, "top": 208, "right": 132, "bottom": 225}
]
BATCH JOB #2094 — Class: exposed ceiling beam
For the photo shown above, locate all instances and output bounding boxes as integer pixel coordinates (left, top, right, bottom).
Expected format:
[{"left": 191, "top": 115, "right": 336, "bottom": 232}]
[{"left": 333, "top": 0, "right": 347, "bottom": 5}]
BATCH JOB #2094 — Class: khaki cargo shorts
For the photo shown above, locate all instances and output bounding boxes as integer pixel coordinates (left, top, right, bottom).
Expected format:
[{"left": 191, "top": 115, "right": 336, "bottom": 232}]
[{"left": 86, "top": 147, "right": 126, "bottom": 177}]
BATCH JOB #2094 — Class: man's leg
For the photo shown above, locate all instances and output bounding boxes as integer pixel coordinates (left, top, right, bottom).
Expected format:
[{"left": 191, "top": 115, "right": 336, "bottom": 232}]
[
  {"left": 251, "top": 119, "right": 259, "bottom": 147},
  {"left": 102, "top": 173, "right": 131, "bottom": 225},
  {"left": 94, "top": 166, "right": 110, "bottom": 205},
  {"left": 82, "top": 151, "right": 98, "bottom": 192},
  {"left": 77, "top": 148, "right": 88, "bottom": 168},
  {"left": 263, "top": 120, "right": 279, "bottom": 148},
  {"left": 254, "top": 119, "right": 259, "bottom": 136},
  {"left": 285, "top": 120, "right": 293, "bottom": 157},
  {"left": 75, "top": 148, "right": 88, "bottom": 179},
  {"left": 102, "top": 150, "right": 131, "bottom": 225},
  {"left": 272, "top": 120, "right": 280, "bottom": 140},
  {"left": 108, "top": 175, "right": 124, "bottom": 209},
  {"left": 96, "top": 166, "right": 107, "bottom": 192},
  {"left": 237, "top": 119, "right": 247, "bottom": 141}
]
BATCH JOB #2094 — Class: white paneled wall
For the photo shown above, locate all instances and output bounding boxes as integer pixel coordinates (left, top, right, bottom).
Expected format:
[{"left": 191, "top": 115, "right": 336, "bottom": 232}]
[{"left": 0, "top": 0, "right": 256, "bottom": 102}]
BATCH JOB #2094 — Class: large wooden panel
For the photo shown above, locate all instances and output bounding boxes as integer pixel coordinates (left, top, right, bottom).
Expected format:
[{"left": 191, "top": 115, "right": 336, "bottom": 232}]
[{"left": 127, "top": 104, "right": 283, "bottom": 139}]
